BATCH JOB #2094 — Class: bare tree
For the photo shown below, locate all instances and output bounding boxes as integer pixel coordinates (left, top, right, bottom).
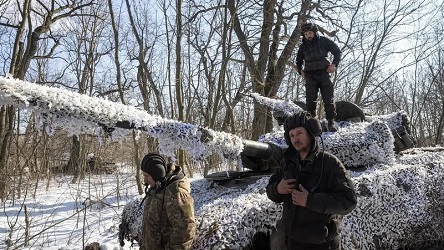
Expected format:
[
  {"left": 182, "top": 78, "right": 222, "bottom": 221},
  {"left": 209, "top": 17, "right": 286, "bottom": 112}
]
[
  {"left": 226, "top": 0, "right": 341, "bottom": 139},
  {"left": 58, "top": 2, "right": 109, "bottom": 183},
  {"left": 124, "top": 0, "right": 164, "bottom": 116},
  {"left": 418, "top": 52, "right": 444, "bottom": 146},
  {"left": 337, "top": 0, "right": 435, "bottom": 107},
  {"left": 107, "top": 0, "right": 145, "bottom": 194},
  {"left": 0, "top": 0, "right": 95, "bottom": 199},
  {"left": 184, "top": 2, "right": 233, "bottom": 129}
]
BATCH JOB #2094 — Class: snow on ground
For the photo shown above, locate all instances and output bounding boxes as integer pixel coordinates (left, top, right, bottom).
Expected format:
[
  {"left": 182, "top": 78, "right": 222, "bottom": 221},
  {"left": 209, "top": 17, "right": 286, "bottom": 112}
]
[{"left": 1, "top": 166, "right": 147, "bottom": 250}]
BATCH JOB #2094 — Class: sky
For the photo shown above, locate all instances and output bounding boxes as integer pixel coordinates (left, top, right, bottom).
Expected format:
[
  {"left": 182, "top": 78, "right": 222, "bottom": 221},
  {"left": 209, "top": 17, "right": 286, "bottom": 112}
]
[{"left": 1, "top": 76, "right": 444, "bottom": 249}]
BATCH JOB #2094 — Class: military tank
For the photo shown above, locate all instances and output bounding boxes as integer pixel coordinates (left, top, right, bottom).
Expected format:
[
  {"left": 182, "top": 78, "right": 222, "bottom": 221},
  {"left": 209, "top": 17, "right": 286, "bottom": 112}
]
[
  {"left": 1, "top": 76, "right": 443, "bottom": 250},
  {"left": 206, "top": 93, "right": 416, "bottom": 183}
]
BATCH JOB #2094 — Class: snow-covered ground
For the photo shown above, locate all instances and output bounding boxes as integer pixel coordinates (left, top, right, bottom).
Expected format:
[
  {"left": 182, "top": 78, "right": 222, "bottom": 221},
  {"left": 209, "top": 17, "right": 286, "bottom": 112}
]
[{"left": 1, "top": 166, "right": 144, "bottom": 249}]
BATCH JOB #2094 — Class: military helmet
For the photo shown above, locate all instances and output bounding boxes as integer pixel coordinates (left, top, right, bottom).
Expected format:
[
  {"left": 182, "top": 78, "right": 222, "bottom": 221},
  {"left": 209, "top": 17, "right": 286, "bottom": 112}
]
[{"left": 284, "top": 111, "right": 322, "bottom": 145}]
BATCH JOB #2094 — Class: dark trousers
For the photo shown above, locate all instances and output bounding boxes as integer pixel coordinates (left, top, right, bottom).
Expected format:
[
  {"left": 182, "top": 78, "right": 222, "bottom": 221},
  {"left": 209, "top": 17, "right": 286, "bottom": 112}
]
[
  {"left": 286, "top": 237, "right": 340, "bottom": 250},
  {"left": 305, "top": 71, "right": 336, "bottom": 120}
]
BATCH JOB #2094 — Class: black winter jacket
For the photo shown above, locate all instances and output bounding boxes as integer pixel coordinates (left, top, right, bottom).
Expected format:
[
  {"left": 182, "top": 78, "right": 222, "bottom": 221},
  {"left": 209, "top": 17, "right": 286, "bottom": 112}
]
[
  {"left": 296, "top": 34, "right": 341, "bottom": 73},
  {"left": 266, "top": 144, "right": 357, "bottom": 245}
]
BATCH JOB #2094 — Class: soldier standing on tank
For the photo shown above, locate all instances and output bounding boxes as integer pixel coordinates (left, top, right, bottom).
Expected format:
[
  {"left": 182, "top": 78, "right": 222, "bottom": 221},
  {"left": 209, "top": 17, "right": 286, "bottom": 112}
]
[
  {"left": 296, "top": 23, "right": 342, "bottom": 132},
  {"left": 266, "top": 112, "right": 357, "bottom": 250}
]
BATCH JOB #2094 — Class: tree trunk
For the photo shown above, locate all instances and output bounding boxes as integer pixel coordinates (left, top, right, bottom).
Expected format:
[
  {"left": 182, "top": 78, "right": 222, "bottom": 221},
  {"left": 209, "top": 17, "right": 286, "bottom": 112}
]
[
  {"left": 69, "top": 135, "right": 81, "bottom": 184},
  {"left": 227, "top": 0, "right": 309, "bottom": 139},
  {"left": 435, "top": 101, "right": 444, "bottom": 145},
  {"left": 175, "top": 0, "right": 186, "bottom": 168},
  {"left": 0, "top": 106, "right": 14, "bottom": 200},
  {"left": 132, "top": 131, "right": 144, "bottom": 195}
]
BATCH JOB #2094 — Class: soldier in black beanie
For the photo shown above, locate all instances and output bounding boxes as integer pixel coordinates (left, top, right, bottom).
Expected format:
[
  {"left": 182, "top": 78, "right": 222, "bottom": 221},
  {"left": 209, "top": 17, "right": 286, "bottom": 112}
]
[
  {"left": 140, "top": 152, "right": 195, "bottom": 250},
  {"left": 141, "top": 153, "right": 167, "bottom": 184},
  {"left": 266, "top": 112, "right": 356, "bottom": 250}
]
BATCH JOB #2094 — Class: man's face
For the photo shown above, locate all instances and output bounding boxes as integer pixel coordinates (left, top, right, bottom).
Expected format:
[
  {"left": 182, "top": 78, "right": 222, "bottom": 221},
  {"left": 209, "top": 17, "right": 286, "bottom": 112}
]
[
  {"left": 142, "top": 172, "right": 155, "bottom": 187},
  {"left": 289, "top": 127, "right": 312, "bottom": 153},
  {"left": 304, "top": 30, "right": 315, "bottom": 41}
]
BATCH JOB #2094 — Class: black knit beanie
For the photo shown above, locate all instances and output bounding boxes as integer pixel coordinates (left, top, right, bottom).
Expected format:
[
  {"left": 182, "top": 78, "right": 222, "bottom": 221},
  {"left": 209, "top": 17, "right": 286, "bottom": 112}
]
[{"left": 141, "top": 153, "right": 166, "bottom": 181}]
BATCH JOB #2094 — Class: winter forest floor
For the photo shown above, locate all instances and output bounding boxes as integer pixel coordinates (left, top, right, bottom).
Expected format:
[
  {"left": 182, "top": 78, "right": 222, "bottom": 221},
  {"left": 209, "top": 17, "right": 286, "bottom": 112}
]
[{"left": 1, "top": 166, "right": 144, "bottom": 250}]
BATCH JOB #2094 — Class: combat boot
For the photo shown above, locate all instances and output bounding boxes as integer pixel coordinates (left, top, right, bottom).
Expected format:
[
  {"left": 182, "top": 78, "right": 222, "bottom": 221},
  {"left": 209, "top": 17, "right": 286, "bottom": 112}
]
[{"left": 327, "top": 119, "right": 337, "bottom": 132}]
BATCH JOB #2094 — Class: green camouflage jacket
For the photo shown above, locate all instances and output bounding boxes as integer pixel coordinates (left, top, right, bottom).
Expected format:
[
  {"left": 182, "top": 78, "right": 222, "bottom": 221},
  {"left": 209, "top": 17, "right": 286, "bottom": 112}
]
[{"left": 140, "top": 165, "right": 195, "bottom": 250}]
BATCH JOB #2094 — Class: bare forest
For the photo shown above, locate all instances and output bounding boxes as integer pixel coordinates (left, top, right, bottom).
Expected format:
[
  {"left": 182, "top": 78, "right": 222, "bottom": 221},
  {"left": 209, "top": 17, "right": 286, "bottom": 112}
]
[{"left": 0, "top": 0, "right": 443, "bottom": 205}]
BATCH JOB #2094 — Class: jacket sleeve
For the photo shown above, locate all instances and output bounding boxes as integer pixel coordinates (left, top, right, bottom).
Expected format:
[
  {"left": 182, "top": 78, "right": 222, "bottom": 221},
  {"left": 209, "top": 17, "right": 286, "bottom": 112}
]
[
  {"left": 165, "top": 184, "right": 196, "bottom": 250},
  {"left": 306, "top": 156, "right": 357, "bottom": 215},
  {"left": 266, "top": 162, "right": 285, "bottom": 203},
  {"left": 295, "top": 44, "right": 304, "bottom": 74},
  {"left": 325, "top": 37, "right": 341, "bottom": 67}
]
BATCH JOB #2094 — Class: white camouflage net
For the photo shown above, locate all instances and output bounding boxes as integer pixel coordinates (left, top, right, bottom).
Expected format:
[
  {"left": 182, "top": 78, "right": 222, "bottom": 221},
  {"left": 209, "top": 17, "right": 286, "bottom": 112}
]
[{"left": 120, "top": 149, "right": 444, "bottom": 249}]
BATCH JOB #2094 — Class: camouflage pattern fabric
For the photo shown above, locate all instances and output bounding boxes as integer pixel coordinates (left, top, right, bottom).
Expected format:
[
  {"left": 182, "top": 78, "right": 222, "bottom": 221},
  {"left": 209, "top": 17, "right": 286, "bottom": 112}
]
[{"left": 140, "top": 174, "right": 195, "bottom": 250}]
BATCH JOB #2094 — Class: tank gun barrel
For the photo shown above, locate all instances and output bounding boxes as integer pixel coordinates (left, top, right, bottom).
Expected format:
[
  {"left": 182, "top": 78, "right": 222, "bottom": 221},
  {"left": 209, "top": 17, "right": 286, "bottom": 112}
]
[
  {"left": 0, "top": 77, "right": 245, "bottom": 161},
  {"left": 242, "top": 139, "right": 274, "bottom": 159},
  {"left": 240, "top": 139, "right": 283, "bottom": 172}
]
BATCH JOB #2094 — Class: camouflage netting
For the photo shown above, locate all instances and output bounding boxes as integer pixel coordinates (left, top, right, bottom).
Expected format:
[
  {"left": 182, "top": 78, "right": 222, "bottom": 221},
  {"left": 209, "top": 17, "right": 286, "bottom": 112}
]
[
  {"left": 2, "top": 75, "right": 439, "bottom": 249},
  {"left": 251, "top": 92, "right": 415, "bottom": 154},
  {"left": 118, "top": 198, "right": 144, "bottom": 246},
  {"left": 344, "top": 149, "right": 444, "bottom": 249},
  {"left": 119, "top": 149, "right": 444, "bottom": 249},
  {"left": 119, "top": 178, "right": 282, "bottom": 249},
  {"left": 321, "top": 120, "right": 395, "bottom": 167},
  {"left": 260, "top": 119, "right": 395, "bottom": 168},
  {"left": 249, "top": 92, "right": 304, "bottom": 117},
  {"left": 190, "top": 177, "right": 281, "bottom": 249},
  {"left": 366, "top": 111, "right": 415, "bottom": 152},
  {"left": 0, "top": 76, "right": 245, "bottom": 162},
  {"left": 365, "top": 111, "right": 410, "bottom": 131}
]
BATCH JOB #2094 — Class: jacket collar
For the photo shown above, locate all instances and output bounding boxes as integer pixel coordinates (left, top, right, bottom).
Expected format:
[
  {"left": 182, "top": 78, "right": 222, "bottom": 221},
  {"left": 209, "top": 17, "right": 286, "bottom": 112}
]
[
  {"left": 303, "top": 147, "right": 319, "bottom": 165},
  {"left": 149, "top": 165, "right": 185, "bottom": 193}
]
